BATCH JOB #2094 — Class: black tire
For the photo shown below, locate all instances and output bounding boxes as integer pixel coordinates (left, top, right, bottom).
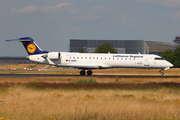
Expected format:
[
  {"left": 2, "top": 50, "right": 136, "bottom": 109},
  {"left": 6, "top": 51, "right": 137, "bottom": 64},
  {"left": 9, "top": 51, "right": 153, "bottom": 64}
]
[
  {"left": 80, "top": 71, "right": 85, "bottom": 75},
  {"left": 87, "top": 70, "right": 92, "bottom": 75}
]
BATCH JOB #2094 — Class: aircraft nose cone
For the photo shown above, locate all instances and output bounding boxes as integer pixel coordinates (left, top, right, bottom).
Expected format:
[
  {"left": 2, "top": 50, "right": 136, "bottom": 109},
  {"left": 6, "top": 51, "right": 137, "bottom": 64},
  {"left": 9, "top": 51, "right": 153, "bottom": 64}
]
[
  {"left": 169, "top": 62, "right": 174, "bottom": 67},
  {"left": 171, "top": 63, "right": 174, "bottom": 67}
]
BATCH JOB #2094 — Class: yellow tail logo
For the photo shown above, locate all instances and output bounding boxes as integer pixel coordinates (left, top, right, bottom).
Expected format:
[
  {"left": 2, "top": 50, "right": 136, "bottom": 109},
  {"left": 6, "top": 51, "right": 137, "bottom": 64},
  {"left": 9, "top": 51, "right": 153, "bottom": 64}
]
[{"left": 27, "top": 43, "right": 36, "bottom": 53}]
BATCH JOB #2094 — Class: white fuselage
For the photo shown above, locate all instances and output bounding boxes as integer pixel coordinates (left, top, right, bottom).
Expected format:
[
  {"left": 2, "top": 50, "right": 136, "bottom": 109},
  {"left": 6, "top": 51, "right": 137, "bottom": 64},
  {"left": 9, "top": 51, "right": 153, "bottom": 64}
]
[
  {"left": 6, "top": 37, "right": 174, "bottom": 75},
  {"left": 28, "top": 52, "right": 173, "bottom": 69}
]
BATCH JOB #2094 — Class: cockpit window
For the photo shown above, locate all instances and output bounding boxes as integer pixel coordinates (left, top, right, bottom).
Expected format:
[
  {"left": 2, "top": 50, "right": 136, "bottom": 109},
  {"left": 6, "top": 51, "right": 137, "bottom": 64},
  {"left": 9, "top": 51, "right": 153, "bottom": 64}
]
[{"left": 155, "top": 58, "right": 165, "bottom": 60}]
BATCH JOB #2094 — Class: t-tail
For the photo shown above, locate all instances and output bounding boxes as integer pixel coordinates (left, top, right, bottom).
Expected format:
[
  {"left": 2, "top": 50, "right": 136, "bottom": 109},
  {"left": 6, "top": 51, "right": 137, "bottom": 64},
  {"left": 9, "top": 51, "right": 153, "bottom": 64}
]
[{"left": 6, "top": 37, "right": 49, "bottom": 55}]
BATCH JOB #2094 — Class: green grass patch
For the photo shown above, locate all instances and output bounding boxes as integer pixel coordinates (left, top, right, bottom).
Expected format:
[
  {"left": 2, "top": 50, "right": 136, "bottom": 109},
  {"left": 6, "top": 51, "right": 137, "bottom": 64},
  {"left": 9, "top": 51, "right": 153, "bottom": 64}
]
[
  {"left": 26, "top": 82, "right": 47, "bottom": 91},
  {"left": 112, "top": 93, "right": 120, "bottom": 97},
  {"left": 0, "top": 88, "right": 8, "bottom": 93},
  {"left": 27, "top": 65, "right": 36, "bottom": 68},
  {"left": 115, "top": 76, "right": 119, "bottom": 83},
  {"left": 122, "top": 94, "right": 135, "bottom": 98},
  {"left": 73, "top": 79, "right": 97, "bottom": 84}
]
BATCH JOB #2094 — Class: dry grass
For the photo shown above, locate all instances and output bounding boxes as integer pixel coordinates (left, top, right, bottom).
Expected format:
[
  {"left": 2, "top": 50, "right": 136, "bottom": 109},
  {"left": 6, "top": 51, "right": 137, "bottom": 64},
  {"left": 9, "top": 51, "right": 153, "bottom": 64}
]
[
  {"left": 0, "top": 81, "right": 180, "bottom": 119},
  {"left": 1, "top": 85, "right": 180, "bottom": 120},
  {"left": 1, "top": 64, "right": 180, "bottom": 119}
]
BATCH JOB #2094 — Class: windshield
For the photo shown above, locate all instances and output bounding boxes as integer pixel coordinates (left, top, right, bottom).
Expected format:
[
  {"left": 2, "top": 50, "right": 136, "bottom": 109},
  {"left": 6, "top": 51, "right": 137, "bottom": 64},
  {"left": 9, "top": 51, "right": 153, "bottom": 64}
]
[{"left": 155, "top": 58, "right": 165, "bottom": 60}]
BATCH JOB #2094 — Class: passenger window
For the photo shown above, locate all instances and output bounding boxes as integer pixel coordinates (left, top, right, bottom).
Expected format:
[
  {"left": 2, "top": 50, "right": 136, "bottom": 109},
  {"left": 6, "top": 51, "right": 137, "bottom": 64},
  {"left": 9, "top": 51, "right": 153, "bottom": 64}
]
[
  {"left": 113, "top": 58, "right": 114, "bottom": 60},
  {"left": 101, "top": 57, "right": 102, "bottom": 60},
  {"left": 117, "top": 58, "right": 119, "bottom": 60},
  {"left": 121, "top": 58, "right": 123, "bottom": 60},
  {"left": 77, "top": 57, "right": 79, "bottom": 59},
  {"left": 97, "top": 57, "right": 98, "bottom": 59},
  {"left": 109, "top": 58, "right": 110, "bottom": 60},
  {"left": 69, "top": 57, "right": 71, "bottom": 59},
  {"left": 105, "top": 57, "right": 106, "bottom": 60},
  {"left": 134, "top": 58, "right": 135, "bottom": 60},
  {"left": 125, "top": 58, "right": 127, "bottom": 60},
  {"left": 89, "top": 57, "right": 91, "bottom": 59},
  {"left": 73, "top": 57, "right": 75, "bottom": 59},
  {"left": 129, "top": 58, "right": 131, "bottom": 60},
  {"left": 85, "top": 57, "right": 87, "bottom": 59},
  {"left": 93, "top": 57, "right": 95, "bottom": 59},
  {"left": 81, "top": 57, "right": 83, "bottom": 59}
]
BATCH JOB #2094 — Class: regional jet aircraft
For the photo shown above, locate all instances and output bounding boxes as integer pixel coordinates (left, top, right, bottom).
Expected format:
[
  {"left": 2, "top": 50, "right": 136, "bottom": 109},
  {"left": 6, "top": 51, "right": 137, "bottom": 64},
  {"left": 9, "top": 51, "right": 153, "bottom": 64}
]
[{"left": 6, "top": 37, "right": 173, "bottom": 76}]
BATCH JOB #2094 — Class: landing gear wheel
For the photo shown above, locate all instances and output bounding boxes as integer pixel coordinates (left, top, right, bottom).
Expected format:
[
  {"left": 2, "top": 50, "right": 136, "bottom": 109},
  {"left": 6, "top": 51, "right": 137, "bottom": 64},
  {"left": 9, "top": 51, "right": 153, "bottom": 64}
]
[
  {"left": 80, "top": 71, "right": 85, "bottom": 75},
  {"left": 87, "top": 70, "right": 92, "bottom": 75},
  {"left": 160, "top": 69, "right": 164, "bottom": 76},
  {"left": 160, "top": 72, "right": 164, "bottom": 76}
]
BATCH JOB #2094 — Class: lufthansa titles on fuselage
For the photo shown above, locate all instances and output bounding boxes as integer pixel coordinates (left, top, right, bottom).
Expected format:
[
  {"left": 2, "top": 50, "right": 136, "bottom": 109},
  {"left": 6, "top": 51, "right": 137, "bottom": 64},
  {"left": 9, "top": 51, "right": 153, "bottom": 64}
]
[{"left": 113, "top": 55, "right": 143, "bottom": 58}]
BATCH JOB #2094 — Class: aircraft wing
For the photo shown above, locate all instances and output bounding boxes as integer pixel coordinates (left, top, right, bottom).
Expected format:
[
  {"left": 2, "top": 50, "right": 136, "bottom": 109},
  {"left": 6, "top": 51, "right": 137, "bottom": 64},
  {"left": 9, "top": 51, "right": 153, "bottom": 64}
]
[{"left": 57, "top": 64, "right": 101, "bottom": 69}]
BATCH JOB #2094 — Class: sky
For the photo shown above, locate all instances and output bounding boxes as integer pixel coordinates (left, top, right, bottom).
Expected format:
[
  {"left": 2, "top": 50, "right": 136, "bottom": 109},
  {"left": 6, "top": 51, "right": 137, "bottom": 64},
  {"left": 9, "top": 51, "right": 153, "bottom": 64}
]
[{"left": 1, "top": 0, "right": 180, "bottom": 56}]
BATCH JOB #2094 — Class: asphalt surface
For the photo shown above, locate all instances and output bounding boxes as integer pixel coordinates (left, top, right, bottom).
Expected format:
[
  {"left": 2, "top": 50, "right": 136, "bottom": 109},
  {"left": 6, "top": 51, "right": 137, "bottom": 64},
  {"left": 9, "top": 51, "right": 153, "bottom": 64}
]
[{"left": 0, "top": 74, "right": 180, "bottom": 78}]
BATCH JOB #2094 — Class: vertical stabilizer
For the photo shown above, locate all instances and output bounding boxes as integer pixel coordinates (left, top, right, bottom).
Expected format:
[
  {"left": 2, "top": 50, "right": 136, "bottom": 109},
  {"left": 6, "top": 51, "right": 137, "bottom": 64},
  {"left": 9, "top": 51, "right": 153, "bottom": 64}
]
[{"left": 6, "top": 37, "right": 49, "bottom": 55}]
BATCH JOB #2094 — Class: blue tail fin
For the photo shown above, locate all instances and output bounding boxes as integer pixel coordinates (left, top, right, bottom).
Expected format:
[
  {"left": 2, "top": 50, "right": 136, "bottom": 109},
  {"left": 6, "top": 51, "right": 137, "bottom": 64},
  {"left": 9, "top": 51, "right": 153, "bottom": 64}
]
[{"left": 6, "top": 37, "right": 49, "bottom": 55}]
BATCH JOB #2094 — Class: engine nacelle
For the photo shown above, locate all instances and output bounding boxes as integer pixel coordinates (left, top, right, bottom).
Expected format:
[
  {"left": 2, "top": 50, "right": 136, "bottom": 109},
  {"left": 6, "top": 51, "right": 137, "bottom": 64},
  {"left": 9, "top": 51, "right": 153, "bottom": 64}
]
[{"left": 47, "top": 52, "right": 60, "bottom": 60}]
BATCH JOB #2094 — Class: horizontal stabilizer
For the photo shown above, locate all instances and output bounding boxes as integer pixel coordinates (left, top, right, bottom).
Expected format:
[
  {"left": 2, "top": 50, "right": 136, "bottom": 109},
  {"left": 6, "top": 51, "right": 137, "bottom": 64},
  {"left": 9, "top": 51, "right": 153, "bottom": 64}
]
[
  {"left": 6, "top": 39, "right": 31, "bottom": 42},
  {"left": 6, "top": 37, "right": 33, "bottom": 42}
]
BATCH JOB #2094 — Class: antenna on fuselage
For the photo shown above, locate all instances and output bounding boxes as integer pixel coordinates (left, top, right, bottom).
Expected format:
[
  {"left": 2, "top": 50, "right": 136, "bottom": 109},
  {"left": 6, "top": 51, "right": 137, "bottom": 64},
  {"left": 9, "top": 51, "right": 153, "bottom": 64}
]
[{"left": 108, "top": 52, "right": 110, "bottom": 54}]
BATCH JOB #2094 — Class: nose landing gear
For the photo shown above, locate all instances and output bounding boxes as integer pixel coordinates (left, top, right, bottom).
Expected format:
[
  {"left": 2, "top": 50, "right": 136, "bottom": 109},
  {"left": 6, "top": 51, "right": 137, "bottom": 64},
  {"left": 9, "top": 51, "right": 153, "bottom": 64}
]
[
  {"left": 160, "top": 72, "right": 164, "bottom": 76},
  {"left": 160, "top": 69, "right": 164, "bottom": 76}
]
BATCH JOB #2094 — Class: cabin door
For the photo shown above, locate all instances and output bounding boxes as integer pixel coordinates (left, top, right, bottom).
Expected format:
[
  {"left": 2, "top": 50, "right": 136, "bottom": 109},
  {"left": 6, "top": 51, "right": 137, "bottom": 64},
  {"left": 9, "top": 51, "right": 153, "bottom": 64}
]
[{"left": 144, "top": 57, "right": 149, "bottom": 66}]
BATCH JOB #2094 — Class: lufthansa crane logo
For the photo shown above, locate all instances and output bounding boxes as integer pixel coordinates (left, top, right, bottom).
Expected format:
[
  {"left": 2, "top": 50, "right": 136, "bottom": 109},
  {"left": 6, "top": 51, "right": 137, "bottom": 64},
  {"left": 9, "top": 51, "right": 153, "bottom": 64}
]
[{"left": 27, "top": 43, "right": 36, "bottom": 53}]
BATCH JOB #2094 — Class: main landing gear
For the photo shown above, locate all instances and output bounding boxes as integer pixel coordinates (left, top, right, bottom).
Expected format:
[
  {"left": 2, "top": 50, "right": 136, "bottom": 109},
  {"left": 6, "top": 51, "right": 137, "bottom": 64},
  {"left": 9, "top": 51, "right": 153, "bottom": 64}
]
[
  {"left": 80, "top": 69, "right": 93, "bottom": 75},
  {"left": 80, "top": 70, "right": 85, "bottom": 75},
  {"left": 160, "top": 69, "right": 164, "bottom": 76}
]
